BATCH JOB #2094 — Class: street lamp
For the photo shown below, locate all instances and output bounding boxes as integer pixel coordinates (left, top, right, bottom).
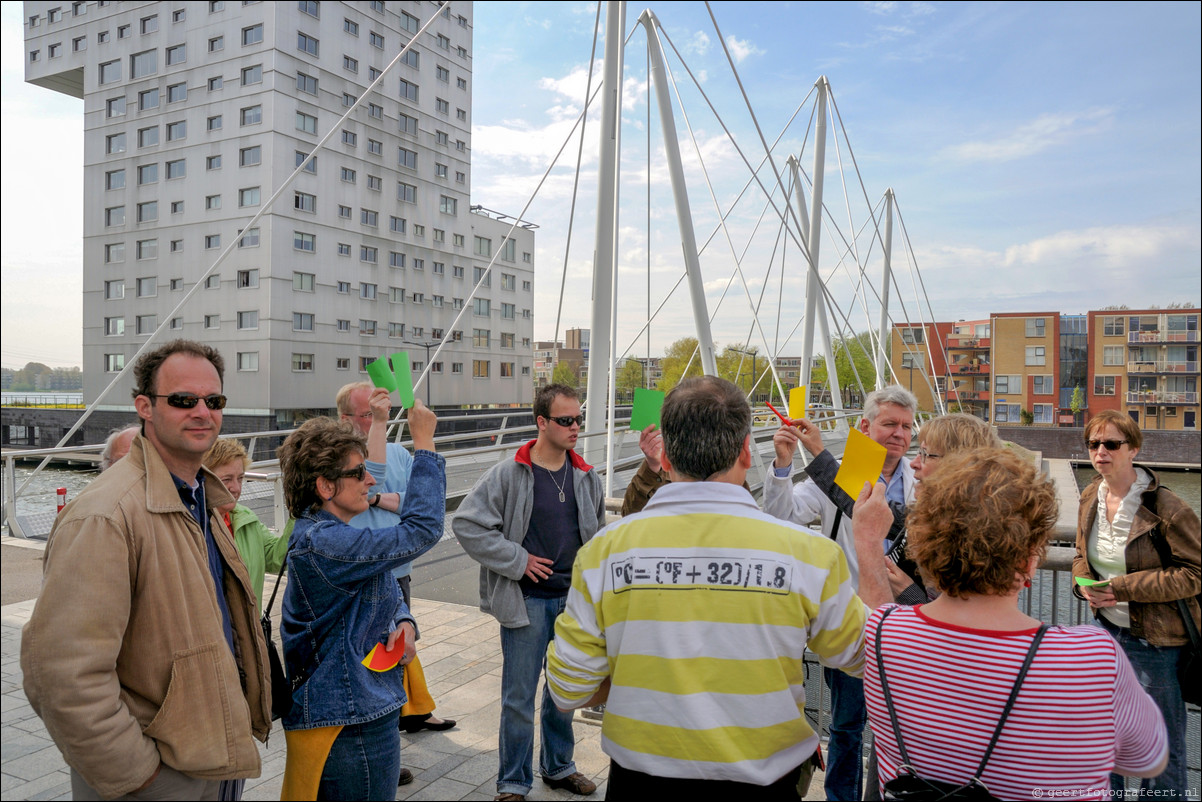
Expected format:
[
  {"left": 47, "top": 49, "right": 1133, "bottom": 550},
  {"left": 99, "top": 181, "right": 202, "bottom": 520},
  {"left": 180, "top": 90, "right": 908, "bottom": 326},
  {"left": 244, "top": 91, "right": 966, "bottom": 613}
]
[
  {"left": 402, "top": 339, "right": 440, "bottom": 407},
  {"left": 730, "top": 347, "right": 759, "bottom": 403}
]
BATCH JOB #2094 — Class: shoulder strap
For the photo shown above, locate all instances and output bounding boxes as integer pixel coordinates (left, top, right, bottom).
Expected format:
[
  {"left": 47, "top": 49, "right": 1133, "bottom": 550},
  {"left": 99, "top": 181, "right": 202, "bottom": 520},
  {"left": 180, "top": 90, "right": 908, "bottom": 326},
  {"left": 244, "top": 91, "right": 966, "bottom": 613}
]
[
  {"left": 1143, "top": 489, "right": 1202, "bottom": 650},
  {"left": 830, "top": 508, "right": 843, "bottom": 540},
  {"left": 875, "top": 608, "right": 1050, "bottom": 783}
]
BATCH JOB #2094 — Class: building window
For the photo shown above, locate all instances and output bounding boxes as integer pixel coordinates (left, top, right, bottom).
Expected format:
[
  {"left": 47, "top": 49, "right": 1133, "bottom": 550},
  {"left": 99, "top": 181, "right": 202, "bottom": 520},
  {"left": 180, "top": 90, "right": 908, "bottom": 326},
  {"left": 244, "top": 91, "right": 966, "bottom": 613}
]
[
  {"left": 453, "top": 265, "right": 465, "bottom": 278},
  {"left": 292, "top": 353, "right": 314, "bottom": 372},
  {"left": 137, "top": 164, "right": 157, "bottom": 185},
  {"left": 399, "top": 79, "right": 419, "bottom": 102},
  {"left": 1025, "top": 317, "right": 1046, "bottom": 337},
  {"left": 1032, "top": 404, "right": 1054, "bottom": 424},
  {"left": 457, "top": 108, "right": 467, "bottom": 121},
  {"left": 237, "top": 352, "right": 259, "bottom": 371},
  {"left": 436, "top": 98, "right": 450, "bottom": 114},
  {"left": 1103, "top": 346, "right": 1124, "bottom": 365},
  {"left": 242, "top": 24, "right": 263, "bottom": 46},
  {"left": 128, "top": 52, "right": 154, "bottom": 79},
  {"left": 437, "top": 65, "right": 450, "bottom": 82},
  {"left": 437, "top": 34, "right": 450, "bottom": 50},
  {"left": 296, "top": 151, "right": 317, "bottom": 172},
  {"left": 170, "top": 201, "right": 184, "bottom": 214},
  {"left": 293, "top": 271, "right": 315, "bottom": 291},
  {"left": 473, "top": 360, "right": 490, "bottom": 379},
  {"left": 73, "top": 36, "right": 87, "bottom": 52},
  {"left": 1103, "top": 316, "right": 1125, "bottom": 337},
  {"left": 399, "top": 113, "right": 418, "bottom": 136},
  {"left": 105, "top": 280, "right": 125, "bottom": 300},
  {"left": 204, "top": 274, "right": 220, "bottom": 289},
  {"left": 473, "top": 266, "right": 491, "bottom": 287},
  {"left": 105, "top": 317, "right": 125, "bottom": 337},
  {"left": 500, "top": 362, "right": 515, "bottom": 379},
  {"left": 343, "top": 55, "right": 358, "bottom": 73},
  {"left": 297, "top": 32, "right": 319, "bottom": 56},
  {"left": 241, "top": 64, "right": 262, "bottom": 85},
  {"left": 474, "top": 236, "right": 492, "bottom": 257},
  {"left": 501, "top": 303, "right": 516, "bottom": 320},
  {"left": 400, "top": 11, "right": 419, "bottom": 33},
  {"left": 105, "top": 96, "right": 126, "bottom": 118},
  {"left": 207, "top": 155, "right": 222, "bottom": 170},
  {"left": 397, "top": 183, "right": 416, "bottom": 203},
  {"left": 165, "top": 159, "right": 185, "bottom": 179},
  {"left": 370, "top": 31, "right": 384, "bottom": 48},
  {"left": 104, "top": 243, "right": 125, "bottom": 263},
  {"left": 237, "top": 310, "right": 258, "bottom": 330},
  {"left": 166, "top": 44, "right": 186, "bottom": 65},
  {"left": 297, "top": 72, "right": 318, "bottom": 95},
  {"left": 240, "top": 146, "right": 261, "bottom": 166},
  {"left": 1032, "top": 375, "right": 1053, "bottom": 395},
  {"left": 457, "top": 77, "right": 467, "bottom": 90},
  {"left": 293, "top": 313, "right": 314, "bottom": 332},
  {"left": 166, "top": 121, "right": 186, "bottom": 141},
  {"left": 296, "top": 112, "right": 318, "bottom": 134},
  {"left": 368, "top": 103, "right": 382, "bottom": 119},
  {"left": 368, "top": 138, "right": 383, "bottom": 156},
  {"left": 389, "top": 252, "right": 405, "bottom": 269},
  {"left": 205, "top": 234, "right": 221, "bottom": 249},
  {"left": 136, "top": 201, "right": 158, "bottom": 222},
  {"left": 237, "top": 269, "right": 259, "bottom": 288},
  {"left": 295, "top": 192, "right": 316, "bottom": 212},
  {"left": 140, "top": 15, "right": 158, "bottom": 33},
  {"left": 360, "top": 282, "right": 378, "bottom": 300},
  {"left": 398, "top": 148, "right": 418, "bottom": 169},
  {"left": 439, "top": 195, "right": 457, "bottom": 214},
  {"left": 501, "top": 332, "right": 515, "bottom": 349},
  {"left": 993, "top": 403, "right": 1020, "bottom": 423},
  {"left": 1094, "top": 375, "right": 1116, "bottom": 396},
  {"left": 238, "top": 227, "right": 259, "bottom": 247},
  {"left": 900, "top": 327, "right": 924, "bottom": 345},
  {"left": 360, "top": 246, "right": 378, "bottom": 263},
  {"left": 207, "top": 115, "right": 223, "bottom": 131},
  {"left": 136, "top": 277, "right": 157, "bottom": 298},
  {"left": 344, "top": 18, "right": 359, "bottom": 35},
  {"left": 338, "top": 245, "right": 351, "bottom": 258},
  {"left": 337, "top": 319, "right": 351, "bottom": 332},
  {"left": 359, "top": 319, "right": 377, "bottom": 336},
  {"left": 106, "top": 133, "right": 127, "bottom": 154},
  {"left": 1025, "top": 346, "right": 1046, "bottom": 366},
  {"left": 361, "top": 209, "right": 378, "bottom": 226},
  {"left": 209, "top": 35, "right": 224, "bottom": 52},
  {"left": 432, "top": 261, "right": 444, "bottom": 274},
  {"left": 340, "top": 168, "right": 356, "bottom": 184},
  {"left": 136, "top": 239, "right": 157, "bottom": 260},
  {"left": 170, "top": 241, "right": 183, "bottom": 254},
  {"left": 341, "top": 129, "right": 357, "bottom": 147},
  {"left": 473, "top": 328, "right": 490, "bottom": 347},
  {"left": 105, "top": 354, "right": 126, "bottom": 373},
  {"left": 294, "top": 232, "right": 316, "bottom": 252},
  {"left": 502, "top": 273, "right": 516, "bottom": 291}
]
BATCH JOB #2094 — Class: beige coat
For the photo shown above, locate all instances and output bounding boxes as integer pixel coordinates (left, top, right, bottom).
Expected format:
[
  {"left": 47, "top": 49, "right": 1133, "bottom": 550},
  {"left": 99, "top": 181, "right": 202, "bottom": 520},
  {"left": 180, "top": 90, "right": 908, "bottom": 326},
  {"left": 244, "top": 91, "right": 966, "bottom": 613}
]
[
  {"left": 1073, "top": 467, "right": 1201, "bottom": 646},
  {"left": 21, "top": 435, "right": 271, "bottom": 798}
]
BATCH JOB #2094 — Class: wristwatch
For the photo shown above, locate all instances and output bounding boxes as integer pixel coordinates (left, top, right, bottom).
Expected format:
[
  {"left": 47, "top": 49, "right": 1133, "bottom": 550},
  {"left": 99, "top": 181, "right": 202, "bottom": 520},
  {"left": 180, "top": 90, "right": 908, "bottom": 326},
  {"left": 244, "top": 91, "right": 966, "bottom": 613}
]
[{"left": 369, "top": 493, "right": 382, "bottom": 508}]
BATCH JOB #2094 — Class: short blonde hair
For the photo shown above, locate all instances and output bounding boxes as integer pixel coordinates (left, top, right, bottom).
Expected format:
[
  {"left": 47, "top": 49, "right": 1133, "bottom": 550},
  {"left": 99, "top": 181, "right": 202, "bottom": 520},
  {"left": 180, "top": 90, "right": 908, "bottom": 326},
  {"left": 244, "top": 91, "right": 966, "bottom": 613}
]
[
  {"left": 336, "top": 381, "right": 373, "bottom": 416},
  {"left": 920, "top": 413, "right": 1001, "bottom": 456},
  {"left": 203, "top": 438, "right": 250, "bottom": 472}
]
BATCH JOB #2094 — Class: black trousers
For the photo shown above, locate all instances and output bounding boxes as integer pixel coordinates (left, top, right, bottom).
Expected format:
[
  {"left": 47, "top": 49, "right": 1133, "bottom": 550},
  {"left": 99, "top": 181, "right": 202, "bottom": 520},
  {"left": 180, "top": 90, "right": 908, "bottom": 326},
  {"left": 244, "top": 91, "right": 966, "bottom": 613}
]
[{"left": 606, "top": 759, "right": 802, "bottom": 800}]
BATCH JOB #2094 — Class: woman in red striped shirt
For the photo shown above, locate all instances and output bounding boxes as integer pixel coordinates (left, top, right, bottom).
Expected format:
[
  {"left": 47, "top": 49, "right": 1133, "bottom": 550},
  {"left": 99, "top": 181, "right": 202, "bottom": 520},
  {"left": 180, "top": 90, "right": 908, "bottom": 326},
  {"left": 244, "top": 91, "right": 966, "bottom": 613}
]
[{"left": 858, "top": 449, "right": 1167, "bottom": 800}]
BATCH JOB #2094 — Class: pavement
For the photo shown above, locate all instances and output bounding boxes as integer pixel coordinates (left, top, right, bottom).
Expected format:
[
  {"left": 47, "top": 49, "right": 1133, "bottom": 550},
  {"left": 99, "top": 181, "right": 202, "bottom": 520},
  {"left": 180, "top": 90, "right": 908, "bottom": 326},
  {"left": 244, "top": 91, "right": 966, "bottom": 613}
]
[{"left": 1, "top": 536, "right": 831, "bottom": 801}]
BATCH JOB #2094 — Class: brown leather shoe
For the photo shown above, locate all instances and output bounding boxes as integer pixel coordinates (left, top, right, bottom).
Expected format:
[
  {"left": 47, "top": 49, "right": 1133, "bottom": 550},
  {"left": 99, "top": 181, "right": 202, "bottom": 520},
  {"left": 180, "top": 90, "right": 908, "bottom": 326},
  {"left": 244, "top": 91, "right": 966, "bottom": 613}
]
[
  {"left": 398, "top": 768, "right": 414, "bottom": 786},
  {"left": 542, "top": 772, "right": 597, "bottom": 795},
  {"left": 494, "top": 794, "right": 526, "bottom": 801}
]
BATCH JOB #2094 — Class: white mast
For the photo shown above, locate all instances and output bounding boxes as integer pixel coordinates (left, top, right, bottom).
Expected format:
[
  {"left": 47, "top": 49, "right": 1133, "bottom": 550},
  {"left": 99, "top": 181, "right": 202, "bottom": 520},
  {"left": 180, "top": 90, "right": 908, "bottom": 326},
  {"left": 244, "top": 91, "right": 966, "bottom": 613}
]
[{"left": 876, "top": 188, "right": 894, "bottom": 389}]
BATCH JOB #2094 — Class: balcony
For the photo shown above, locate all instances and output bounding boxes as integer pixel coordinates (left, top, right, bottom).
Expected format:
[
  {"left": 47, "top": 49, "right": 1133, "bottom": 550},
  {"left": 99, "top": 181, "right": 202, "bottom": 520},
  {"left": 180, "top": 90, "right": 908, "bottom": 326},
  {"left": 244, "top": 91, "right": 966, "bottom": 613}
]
[
  {"left": 953, "top": 390, "right": 990, "bottom": 402},
  {"left": 946, "top": 336, "right": 990, "bottom": 350},
  {"left": 1125, "top": 391, "right": 1199, "bottom": 405},
  {"left": 1127, "top": 360, "right": 1199, "bottom": 374},
  {"left": 1128, "top": 330, "right": 1200, "bottom": 344},
  {"left": 949, "top": 362, "right": 990, "bottom": 375}
]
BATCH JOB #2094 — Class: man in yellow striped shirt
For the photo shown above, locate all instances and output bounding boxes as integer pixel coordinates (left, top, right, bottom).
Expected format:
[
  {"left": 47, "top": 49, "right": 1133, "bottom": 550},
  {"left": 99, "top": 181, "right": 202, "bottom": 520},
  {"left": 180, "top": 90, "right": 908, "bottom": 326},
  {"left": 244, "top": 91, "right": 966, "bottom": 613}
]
[{"left": 547, "top": 377, "right": 885, "bottom": 796}]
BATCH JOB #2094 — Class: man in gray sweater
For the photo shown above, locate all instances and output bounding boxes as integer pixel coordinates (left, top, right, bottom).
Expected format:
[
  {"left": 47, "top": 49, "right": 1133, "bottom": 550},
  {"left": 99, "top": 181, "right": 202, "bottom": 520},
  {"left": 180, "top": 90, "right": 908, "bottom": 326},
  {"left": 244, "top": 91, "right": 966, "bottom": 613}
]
[{"left": 454, "top": 384, "right": 604, "bottom": 801}]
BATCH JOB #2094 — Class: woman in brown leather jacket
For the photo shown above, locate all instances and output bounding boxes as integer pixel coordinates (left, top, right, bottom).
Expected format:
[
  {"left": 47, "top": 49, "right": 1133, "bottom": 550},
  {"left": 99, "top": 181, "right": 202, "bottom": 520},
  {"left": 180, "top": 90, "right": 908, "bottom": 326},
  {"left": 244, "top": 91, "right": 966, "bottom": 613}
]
[{"left": 1072, "top": 410, "right": 1200, "bottom": 799}]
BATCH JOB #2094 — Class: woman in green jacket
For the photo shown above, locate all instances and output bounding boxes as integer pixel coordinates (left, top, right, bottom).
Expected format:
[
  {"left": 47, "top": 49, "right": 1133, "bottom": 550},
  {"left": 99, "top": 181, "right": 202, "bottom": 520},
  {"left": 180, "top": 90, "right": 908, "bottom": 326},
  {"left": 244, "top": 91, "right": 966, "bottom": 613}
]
[{"left": 204, "top": 438, "right": 290, "bottom": 607}]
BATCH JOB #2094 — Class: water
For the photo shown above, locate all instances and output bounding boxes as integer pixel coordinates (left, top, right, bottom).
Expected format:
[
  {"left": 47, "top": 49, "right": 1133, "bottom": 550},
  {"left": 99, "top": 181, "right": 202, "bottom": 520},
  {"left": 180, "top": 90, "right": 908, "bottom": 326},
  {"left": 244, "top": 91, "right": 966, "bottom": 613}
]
[
  {"left": 1, "top": 391, "right": 83, "bottom": 407},
  {"left": 5, "top": 465, "right": 96, "bottom": 519}
]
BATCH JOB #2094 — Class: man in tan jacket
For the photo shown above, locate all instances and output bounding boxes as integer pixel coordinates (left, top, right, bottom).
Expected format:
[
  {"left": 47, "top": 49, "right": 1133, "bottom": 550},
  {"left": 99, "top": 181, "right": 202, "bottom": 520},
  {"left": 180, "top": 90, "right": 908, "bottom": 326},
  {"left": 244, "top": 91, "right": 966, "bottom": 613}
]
[{"left": 21, "top": 340, "right": 270, "bottom": 800}]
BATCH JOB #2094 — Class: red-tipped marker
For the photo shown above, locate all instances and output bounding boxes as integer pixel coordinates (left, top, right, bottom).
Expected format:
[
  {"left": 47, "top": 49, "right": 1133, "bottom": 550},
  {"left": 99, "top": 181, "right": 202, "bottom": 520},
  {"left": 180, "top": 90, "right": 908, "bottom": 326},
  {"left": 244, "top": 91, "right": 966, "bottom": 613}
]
[{"left": 765, "top": 402, "right": 793, "bottom": 427}]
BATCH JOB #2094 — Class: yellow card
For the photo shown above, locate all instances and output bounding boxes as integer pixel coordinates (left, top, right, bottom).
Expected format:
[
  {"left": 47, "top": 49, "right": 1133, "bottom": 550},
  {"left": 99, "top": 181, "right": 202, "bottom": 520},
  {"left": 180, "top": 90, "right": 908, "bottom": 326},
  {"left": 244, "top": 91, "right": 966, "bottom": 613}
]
[
  {"left": 788, "top": 387, "right": 807, "bottom": 421},
  {"left": 834, "top": 429, "right": 888, "bottom": 498}
]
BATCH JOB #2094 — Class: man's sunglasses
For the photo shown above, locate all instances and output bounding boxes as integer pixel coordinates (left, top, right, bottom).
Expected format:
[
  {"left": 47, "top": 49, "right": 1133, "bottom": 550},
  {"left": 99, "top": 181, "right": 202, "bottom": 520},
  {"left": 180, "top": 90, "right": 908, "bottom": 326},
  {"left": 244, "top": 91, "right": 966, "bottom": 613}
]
[
  {"left": 1087, "top": 439, "right": 1127, "bottom": 451},
  {"left": 546, "top": 414, "right": 584, "bottom": 428},
  {"left": 149, "top": 393, "right": 227, "bottom": 410},
  {"left": 335, "top": 464, "right": 368, "bottom": 481}
]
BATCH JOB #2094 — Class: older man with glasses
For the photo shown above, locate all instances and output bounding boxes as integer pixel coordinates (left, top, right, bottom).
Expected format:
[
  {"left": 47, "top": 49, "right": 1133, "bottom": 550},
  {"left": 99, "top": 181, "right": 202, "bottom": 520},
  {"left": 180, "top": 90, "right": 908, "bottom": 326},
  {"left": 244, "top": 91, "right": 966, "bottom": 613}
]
[{"left": 454, "top": 383, "right": 604, "bottom": 801}]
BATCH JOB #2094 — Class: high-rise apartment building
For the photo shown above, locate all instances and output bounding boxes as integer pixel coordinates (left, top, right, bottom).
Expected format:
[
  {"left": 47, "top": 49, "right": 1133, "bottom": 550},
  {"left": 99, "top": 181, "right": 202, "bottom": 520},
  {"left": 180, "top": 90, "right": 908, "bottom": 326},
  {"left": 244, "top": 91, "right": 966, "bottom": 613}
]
[{"left": 24, "top": 0, "right": 534, "bottom": 421}]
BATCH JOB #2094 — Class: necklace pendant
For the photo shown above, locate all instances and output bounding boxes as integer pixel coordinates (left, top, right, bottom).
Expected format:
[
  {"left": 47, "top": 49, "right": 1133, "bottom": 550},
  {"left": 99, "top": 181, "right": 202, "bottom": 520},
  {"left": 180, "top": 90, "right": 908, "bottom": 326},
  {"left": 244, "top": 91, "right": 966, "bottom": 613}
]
[{"left": 558, "top": 490, "right": 566, "bottom": 503}]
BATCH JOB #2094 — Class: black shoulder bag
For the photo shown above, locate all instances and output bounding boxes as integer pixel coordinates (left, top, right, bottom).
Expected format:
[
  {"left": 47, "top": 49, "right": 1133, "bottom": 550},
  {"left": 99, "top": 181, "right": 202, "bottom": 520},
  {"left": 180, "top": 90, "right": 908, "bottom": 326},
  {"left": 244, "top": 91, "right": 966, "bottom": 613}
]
[
  {"left": 875, "top": 606, "right": 1049, "bottom": 802},
  {"left": 261, "top": 570, "right": 292, "bottom": 720},
  {"left": 1142, "top": 487, "right": 1201, "bottom": 707}
]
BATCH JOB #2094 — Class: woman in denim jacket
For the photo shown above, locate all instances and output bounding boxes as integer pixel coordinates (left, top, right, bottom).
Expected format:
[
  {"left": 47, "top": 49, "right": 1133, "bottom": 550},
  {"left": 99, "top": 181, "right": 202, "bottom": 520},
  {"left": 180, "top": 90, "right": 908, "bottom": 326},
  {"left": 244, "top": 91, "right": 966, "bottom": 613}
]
[{"left": 277, "top": 394, "right": 446, "bottom": 799}]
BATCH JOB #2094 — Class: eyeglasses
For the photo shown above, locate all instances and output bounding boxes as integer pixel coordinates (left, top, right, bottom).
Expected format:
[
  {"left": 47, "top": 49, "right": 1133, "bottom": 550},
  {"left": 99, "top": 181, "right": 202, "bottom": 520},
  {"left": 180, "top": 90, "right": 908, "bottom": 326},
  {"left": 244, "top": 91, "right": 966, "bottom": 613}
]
[
  {"left": 547, "top": 414, "right": 584, "bottom": 428},
  {"left": 149, "top": 392, "right": 227, "bottom": 410},
  {"left": 335, "top": 464, "right": 367, "bottom": 481},
  {"left": 917, "top": 447, "right": 941, "bottom": 461},
  {"left": 342, "top": 411, "right": 373, "bottom": 420},
  {"left": 1087, "top": 439, "right": 1127, "bottom": 451}
]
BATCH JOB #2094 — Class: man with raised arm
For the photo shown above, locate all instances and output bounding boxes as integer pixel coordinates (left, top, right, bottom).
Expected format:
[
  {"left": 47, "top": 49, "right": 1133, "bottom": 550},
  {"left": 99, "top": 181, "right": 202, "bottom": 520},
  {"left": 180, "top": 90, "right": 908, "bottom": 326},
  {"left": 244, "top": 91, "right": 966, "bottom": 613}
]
[
  {"left": 22, "top": 340, "right": 269, "bottom": 800},
  {"left": 761, "top": 385, "right": 919, "bottom": 801},
  {"left": 454, "top": 383, "right": 604, "bottom": 801},
  {"left": 546, "top": 377, "right": 886, "bottom": 795}
]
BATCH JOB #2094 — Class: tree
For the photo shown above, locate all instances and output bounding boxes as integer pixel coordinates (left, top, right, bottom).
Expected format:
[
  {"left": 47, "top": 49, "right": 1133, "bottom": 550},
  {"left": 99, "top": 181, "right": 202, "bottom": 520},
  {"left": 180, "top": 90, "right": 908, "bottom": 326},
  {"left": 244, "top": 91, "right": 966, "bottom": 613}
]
[
  {"left": 1070, "top": 385, "right": 1085, "bottom": 416},
  {"left": 615, "top": 359, "right": 645, "bottom": 400},
  {"left": 1020, "top": 408, "right": 1034, "bottom": 426},
  {"left": 810, "top": 332, "right": 878, "bottom": 406},
  {"left": 551, "top": 361, "right": 579, "bottom": 388},
  {"left": 656, "top": 337, "right": 705, "bottom": 393}
]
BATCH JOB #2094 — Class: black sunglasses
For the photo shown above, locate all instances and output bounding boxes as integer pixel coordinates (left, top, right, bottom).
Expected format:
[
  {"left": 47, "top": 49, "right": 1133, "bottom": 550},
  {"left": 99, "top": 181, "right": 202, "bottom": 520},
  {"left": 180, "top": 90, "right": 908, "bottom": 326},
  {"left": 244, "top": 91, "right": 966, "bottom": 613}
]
[
  {"left": 1087, "top": 439, "right": 1127, "bottom": 451},
  {"left": 547, "top": 414, "right": 584, "bottom": 428},
  {"left": 150, "top": 392, "right": 227, "bottom": 410},
  {"left": 335, "top": 464, "right": 368, "bottom": 481}
]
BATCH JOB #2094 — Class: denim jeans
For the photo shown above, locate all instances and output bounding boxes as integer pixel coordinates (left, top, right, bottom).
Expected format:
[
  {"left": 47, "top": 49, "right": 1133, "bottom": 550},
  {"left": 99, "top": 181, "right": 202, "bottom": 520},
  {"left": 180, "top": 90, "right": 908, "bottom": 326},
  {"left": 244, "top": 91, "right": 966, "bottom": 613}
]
[
  {"left": 822, "top": 666, "right": 866, "bottom": 801},
  {"left": 497, "top": 594, "right": 578, "bottom": 795},
  {"left": 1101, "top": 618, "right": 1187, "bottom": 799},
  {"left": 318, "top": 710, "right": 400, "bottom": 800}
]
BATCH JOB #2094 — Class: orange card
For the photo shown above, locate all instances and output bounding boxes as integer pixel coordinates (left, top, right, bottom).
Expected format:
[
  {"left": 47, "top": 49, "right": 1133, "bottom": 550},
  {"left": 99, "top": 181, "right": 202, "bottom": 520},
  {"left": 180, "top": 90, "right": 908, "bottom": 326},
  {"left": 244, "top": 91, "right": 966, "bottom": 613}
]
[{"left": 361, "top": 630, "right": 406, "bottom": 673}]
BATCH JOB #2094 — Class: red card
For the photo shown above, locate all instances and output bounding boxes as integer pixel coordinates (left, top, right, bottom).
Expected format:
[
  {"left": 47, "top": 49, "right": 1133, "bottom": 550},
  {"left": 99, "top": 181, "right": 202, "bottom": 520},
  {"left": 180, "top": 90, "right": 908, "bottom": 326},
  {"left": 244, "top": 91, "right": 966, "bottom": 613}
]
[{"left": 361, "top": 630, "right": 406, "bottom": 672}]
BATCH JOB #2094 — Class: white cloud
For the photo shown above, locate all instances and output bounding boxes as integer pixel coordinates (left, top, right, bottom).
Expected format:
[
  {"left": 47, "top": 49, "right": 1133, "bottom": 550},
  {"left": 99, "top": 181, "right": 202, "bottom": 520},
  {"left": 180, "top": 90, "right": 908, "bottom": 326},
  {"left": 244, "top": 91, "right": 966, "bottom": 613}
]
[
  {"left": 682, "top": 30, "right": 711, "bottom": 57},
  {"left": 724, "top": 35, "right": 765, "bottom": 64},
  {"left": 943, "top": 108, "right": 1114, "bottom": 163}
]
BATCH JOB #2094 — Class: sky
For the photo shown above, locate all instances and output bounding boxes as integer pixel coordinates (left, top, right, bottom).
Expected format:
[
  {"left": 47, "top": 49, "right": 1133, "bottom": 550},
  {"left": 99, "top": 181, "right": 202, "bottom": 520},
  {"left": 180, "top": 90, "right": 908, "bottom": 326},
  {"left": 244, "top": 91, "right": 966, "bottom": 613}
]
[{"left": 3, "top": 1, "right": 1200, "bottom": 369}]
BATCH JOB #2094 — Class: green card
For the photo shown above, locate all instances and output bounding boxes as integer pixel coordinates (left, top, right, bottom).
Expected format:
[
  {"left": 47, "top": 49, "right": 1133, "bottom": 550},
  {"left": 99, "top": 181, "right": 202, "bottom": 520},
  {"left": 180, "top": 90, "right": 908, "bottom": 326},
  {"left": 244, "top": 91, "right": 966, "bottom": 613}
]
[
  {"left": 629, "top": 388, "right": 666, "bottom": 430},
  {"left": 366, "top": 357, "right": 397, "bottom": 392},
  {"left": 390, "top": 352, "right": 415, "bottom": 409},
  {"left": 1074, "top": 576, "right": 1111, "bottom": 588},
  {"left": 834, "top": 428, "right": 888, "bottom": 498}
]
